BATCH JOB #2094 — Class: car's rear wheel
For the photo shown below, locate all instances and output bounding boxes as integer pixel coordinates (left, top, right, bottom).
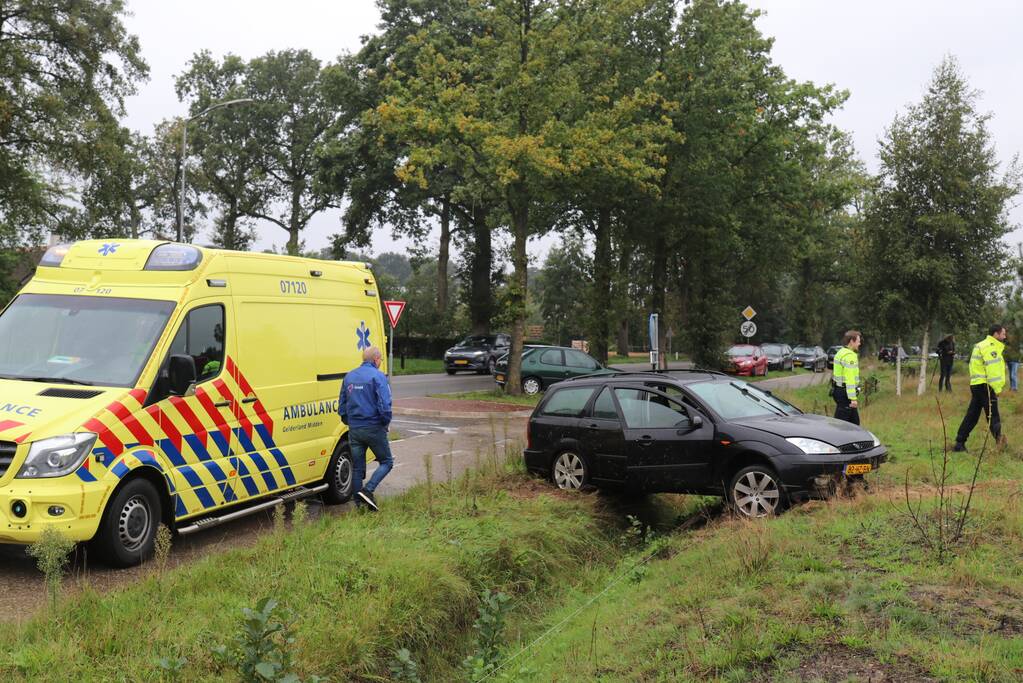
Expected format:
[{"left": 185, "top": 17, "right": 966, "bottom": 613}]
[
  {"left": 323, "top": 440, "right": 354, "bottom": 504},
  {"left": 522, "top": 376, "right": 542, "bottom": 395},
  {"left": 552, "top": 451, "right": 589, "bottom": 491},
  {"left": 93, "top": 478, "right": 162, "bottom": 567},
  {"left": 729, "top": 465, "right": 784, "bottom": 518}
]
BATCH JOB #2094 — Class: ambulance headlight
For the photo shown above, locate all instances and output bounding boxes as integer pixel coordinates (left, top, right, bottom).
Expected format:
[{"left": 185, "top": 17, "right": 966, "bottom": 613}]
[
  {"left": 144, "top": 243, "right": 203, "bottom": 271},
  {"left": 17, "top": 433, "right": 97, "bottom": 478}
]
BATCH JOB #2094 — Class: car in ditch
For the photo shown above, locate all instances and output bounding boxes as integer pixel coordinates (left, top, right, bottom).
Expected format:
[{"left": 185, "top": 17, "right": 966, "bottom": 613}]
[
  {"left": 443, "top": 333, "right": 511, "bottom": 375},
  {"left": 522, "top": 370, "right": 886, "bottom": 517}
]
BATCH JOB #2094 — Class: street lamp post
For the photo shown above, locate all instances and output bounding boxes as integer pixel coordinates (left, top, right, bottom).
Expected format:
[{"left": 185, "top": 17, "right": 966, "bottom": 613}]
[{"left": 177, "top": 98, "right": 254, "bottom": 243}]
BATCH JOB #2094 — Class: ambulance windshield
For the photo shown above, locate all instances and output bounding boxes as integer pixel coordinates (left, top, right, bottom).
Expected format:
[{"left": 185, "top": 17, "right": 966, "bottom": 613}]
[{"left": 0, "top": 294, "right": 175, "bottom": 387}]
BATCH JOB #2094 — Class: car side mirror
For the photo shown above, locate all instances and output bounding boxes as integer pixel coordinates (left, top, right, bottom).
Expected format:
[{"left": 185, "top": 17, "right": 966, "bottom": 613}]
[
  {"left": 169, "top": 354, "right": 197, "bottom": 396},
  {"left": 691, "top": 415, "right": 704, "bottom": 429}
]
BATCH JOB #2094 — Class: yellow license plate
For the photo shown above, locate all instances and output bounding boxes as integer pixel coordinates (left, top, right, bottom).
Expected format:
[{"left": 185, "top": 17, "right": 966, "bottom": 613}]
[
  {"left": 496, "top": 374, "right": 505, "bottom": 382},
  {"left": 793, "top": 361, "right": 802, "bottom": 366},
  {"left": 845, "top": 463, "right": 871, "bottom": 475},
  {"left": 454, "top": 360, "right": 468, "bottom": 365}
]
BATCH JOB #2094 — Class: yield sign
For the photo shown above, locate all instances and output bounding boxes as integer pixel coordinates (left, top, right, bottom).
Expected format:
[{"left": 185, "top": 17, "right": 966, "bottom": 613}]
[{"left": 384, "top": 300, "right": 406, "bottom": 328}]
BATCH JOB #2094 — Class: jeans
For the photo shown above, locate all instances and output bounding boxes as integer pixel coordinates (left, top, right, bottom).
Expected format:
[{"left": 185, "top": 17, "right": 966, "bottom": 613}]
[
  {"left": 349, "top": 425, "right": 395, "bottom": 495},
  {"left": 1009, "top": 361, "right": 1019, "bottom": 391},
  {"left": 955, "top": 384, "right": 1001, "bottom": 445}
]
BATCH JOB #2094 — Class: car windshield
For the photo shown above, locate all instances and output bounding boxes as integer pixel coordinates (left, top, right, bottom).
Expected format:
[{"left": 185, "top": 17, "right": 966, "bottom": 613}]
[
  {"left": 0, "top": 293, "right": 175, "bottom": 387},
  {"left": 761, "top": 344, "right": 783, "bottom": 354},
  {"left": 458, "top": 335, "right": 496, "bottom": 347},
  {"left": 687, "top": 380, "right": 801, "bottom": 420},
  {"left": 793, "top": 346, "right": 814, "bottom": 354},
  {"left": 727, "top": 346, "right": 755, "bottom": 357}
]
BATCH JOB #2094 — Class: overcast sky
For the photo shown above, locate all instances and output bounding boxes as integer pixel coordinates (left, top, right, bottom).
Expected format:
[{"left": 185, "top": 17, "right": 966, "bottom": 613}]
[{"left": 120, "top": 0, "right": 1023, "bottom": 259}]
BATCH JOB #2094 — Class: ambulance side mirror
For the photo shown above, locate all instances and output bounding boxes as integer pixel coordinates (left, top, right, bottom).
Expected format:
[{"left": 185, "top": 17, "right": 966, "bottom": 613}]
[{"left": 169, "top": 354, "right": 197, "bottom": 396}]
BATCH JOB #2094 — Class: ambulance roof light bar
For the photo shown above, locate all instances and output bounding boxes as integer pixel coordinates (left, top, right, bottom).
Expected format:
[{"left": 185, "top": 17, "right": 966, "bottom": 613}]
[
  {"left": 39, "top": 244, "right": 71, "bottom": 268},
  {"left": 144, "top": 243, "right": 203, "bottom": 271}
]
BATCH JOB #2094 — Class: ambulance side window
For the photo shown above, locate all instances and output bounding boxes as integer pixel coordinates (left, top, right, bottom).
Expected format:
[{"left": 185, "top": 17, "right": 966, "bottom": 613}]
[{"left": 150, "top": 305, "right": 225, "bottom": 403}]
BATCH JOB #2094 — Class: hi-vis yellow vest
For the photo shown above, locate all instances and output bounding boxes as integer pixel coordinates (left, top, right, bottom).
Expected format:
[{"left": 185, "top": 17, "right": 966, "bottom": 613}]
[
  {"left": 969, "top": 335, "right": 1006, "bottom": 394},
  {"left": 832, "top": 347, "right": 860, "bottom": 400}
]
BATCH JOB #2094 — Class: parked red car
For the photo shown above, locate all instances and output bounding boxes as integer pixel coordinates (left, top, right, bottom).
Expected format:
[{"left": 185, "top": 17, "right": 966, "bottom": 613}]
[{"left": 726, "top": 344, "right": 769, "bottom": 376}]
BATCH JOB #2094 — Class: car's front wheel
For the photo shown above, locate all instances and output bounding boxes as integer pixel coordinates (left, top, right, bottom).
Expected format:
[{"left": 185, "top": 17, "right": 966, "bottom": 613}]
[
  {"left": 729, "top": 465, "right": 784, "bottom": 518},
  {"left": 522, "top": 376, "right": 543, "bottom": 395},
  {"left": 552, "top": 451, "right": 589, "bottom": 491},
  {"left": 93, "top": 478, "right": 162, "bottom": 567}
]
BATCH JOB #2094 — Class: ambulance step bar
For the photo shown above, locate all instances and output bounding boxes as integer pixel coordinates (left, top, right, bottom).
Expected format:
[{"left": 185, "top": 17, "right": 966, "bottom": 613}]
[{"left": 177, "top": 483, "right": 329, "bottom": 536}]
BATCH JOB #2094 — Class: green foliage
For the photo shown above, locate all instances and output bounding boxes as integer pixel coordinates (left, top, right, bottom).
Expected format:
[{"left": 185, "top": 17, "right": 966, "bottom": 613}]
[
  {"left": 461, "top": 590, "right": 512, "bottom": 681},
  {"left": 388, "top": 648, "right": 421, "bottom": 683},
  {"left": 26, "top": 527, "right": 75, "bottom": 611},
  {"left": 211, "top": 597, "right": 321, "bottom": 683},
  {"left": 860, "top": 56, "right": 1021, "bottom": 358},
  {"left": 0, "top": 0, "right": 148, "bottom": 250}
]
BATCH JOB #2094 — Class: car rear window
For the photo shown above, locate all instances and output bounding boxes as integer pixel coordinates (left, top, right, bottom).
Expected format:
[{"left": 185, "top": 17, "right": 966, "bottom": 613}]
[
  {"left": 540, "top": 387, "right": 595, "bottom": 417},
  {"left": 591, "top": 387, "right": 619, "bottom": 420}
]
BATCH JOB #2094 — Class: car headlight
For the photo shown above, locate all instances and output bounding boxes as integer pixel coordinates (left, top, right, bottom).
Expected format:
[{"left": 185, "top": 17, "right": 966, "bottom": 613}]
[
  {"left": 17, "top": 433, "right": 97, "bottom": 478},
  {"left": 786, "top": 437, "right": 839, "bottom": 455},
  {"left": 867, "top": 431, "right": 881, "bottom": 447},
  {"left": 472, "top": 350, "right": 485, "bottom": 356}
]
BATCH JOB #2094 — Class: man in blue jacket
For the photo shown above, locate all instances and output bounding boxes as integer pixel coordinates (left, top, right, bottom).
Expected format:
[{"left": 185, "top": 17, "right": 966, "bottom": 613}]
[{"left": 338, "top": 346, "right": 394, "bottom": 511}]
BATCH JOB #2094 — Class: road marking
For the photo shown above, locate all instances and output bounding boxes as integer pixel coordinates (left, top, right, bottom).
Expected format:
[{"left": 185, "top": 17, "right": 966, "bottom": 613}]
[{"left": 436, "top": 450, "right": 468, "bottom": 458}]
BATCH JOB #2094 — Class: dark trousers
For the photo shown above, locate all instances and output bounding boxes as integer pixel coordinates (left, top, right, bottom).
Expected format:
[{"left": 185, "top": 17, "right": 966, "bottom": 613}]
[
  {"left": 349, "top": 425, "right": 395, "bottom": 495},
  {"left": 938, "top": 359, "right": 953, "bottom": 392},
  {"left": 832, "top": 385, "right": 860, "bottom": 425},
  {"left": 955, "top": 384, "right": 1001, "bottom": 445}
]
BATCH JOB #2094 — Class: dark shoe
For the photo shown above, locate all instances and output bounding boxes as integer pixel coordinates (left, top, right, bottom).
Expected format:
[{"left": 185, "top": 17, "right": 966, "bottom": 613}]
[
  {"left": 356, "top": 490, "right": 379, "bottom": 512},
  {"left": 952, "top": 442, "right": 967, "bottom": 453}
]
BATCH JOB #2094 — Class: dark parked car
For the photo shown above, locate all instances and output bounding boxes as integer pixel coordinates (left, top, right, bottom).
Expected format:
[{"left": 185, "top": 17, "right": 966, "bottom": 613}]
[
  {"left": 762, "top": 343, "right": 794, "bottom": 371},
  {"left": 826, "top": 345, "right": 842, "bottom": 369},
  {"left": 792, "top": 345, "right": 827, "bottom": 372},
  {"left": 523, "top": 370, "right": 886, "bottom": 517},
  {"left": 726, "top": 344, "right": 768, "bottom": 376},
  {"left": 494, "top": 346, "right": 610, "bottom": 395},
  {"left": 878, "top": 345, "right": 908, "bottom": 363},
  {"left": 444, "top": 333, "right": 511, "bottom": 375}
]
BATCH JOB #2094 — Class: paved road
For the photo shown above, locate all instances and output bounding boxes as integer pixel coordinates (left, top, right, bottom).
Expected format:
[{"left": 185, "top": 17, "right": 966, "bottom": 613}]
[{"left": 391, "top": 360, "right": 693, "bottom": 399}]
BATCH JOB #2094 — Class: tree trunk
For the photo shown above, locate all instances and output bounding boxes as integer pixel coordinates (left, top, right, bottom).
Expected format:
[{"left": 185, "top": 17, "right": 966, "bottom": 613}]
[
  {"left": 617, "top": 319, "right": 630, "bottom": 358},
  {"left": 896, "top": 335, "right": 903, "bottom": 396},
  {"left": 589, "top": 206, "right": 612, "bottom": 364},
  {"left": 437, "top": 196, "right": 451, "bottom": 313},
  {"left": 468, "top": 206, "right": 492, "bottom": 335},
  {"left": 505, "top": 196, "right": 529, "bottom": 395},
  {"left": 287, "top": 188, "right": 302, "bottom": 255},
  {"left": 917, "top": 325, "right": 930, "bottom": 395}
]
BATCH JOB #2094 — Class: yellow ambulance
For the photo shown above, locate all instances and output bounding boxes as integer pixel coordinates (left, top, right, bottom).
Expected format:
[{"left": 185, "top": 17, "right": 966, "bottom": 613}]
[{"left": 0, "top": 239, "right": 384, "bottom": 565}]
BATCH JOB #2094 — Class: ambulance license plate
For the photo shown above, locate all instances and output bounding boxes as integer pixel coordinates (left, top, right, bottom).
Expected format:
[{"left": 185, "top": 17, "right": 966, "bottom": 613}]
[
  {"left": 845, "top": 463, "right": 871, "bottom": 475},
  {"left": 455, "top": 360, "right": 468, "bottom": 365}
]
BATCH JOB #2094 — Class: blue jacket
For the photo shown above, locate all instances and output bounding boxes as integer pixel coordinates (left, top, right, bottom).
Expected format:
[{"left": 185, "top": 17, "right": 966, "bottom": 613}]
[{"left": 339, "top": 361, "right": 393, "bottom": 428}]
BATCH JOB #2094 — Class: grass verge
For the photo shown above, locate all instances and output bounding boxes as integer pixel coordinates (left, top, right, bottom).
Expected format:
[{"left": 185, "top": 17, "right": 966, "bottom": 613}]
[
  {"left": 391, "top": 358, "right": 445, "bottom": 375},
  {"left": 431, "top": 389, "right": 542, "bottom": 408}
]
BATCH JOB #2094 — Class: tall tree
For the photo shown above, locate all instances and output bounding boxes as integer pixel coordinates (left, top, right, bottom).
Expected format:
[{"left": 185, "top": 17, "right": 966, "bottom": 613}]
[
  {"left": 862, "top": 56, "right": 1021, "bottom": 394},
  {"left": 0, "top": 0, "right": 146, "bottom": 292},
  {"left": 245, "top": 50, "right": 343, "bottom": 255}
]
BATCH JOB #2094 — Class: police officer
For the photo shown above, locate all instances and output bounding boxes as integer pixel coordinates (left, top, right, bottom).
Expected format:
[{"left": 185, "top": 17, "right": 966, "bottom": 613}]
[
  {"left": 831, "top": 330, "right": 862, "bottom": 424},
  {"left": 953, "top": 324, "right": 1008, "bottom": 452},
  {"left": 338, "top": 346, "right": 394, "bottom": 511}
]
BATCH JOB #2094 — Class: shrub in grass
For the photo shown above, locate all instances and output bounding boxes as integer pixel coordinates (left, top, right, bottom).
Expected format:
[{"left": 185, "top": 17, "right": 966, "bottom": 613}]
[{"left": 26, "top": 527, "right": 75, "bottom": 611}]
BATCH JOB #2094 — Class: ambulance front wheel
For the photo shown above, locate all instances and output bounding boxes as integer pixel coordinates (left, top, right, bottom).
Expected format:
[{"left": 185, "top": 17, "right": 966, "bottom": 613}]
[
  {"left": 93, "top": 478, "right": 162, "bottom": 568},
  {"left": 323, "top": 440, "right": 355, "bottom": 504}
]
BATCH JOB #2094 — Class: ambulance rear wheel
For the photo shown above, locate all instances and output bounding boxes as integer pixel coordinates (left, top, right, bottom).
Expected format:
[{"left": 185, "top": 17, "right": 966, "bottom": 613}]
[
  {"left": 323, "top": 440, "right": 355, "bottom": 504},
  {"left": 93, "top": 478, "right": 161, "bottom": 568}
]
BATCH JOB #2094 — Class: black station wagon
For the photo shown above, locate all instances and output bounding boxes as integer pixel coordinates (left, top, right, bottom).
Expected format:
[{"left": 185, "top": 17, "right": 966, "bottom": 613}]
[{"left": 523, "top": 370, "right": 887, "bottom": 517}]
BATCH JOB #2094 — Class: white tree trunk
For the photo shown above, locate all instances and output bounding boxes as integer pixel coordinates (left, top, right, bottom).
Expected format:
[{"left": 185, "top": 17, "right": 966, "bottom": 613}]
[
  {"left": 916, "top": 327, "right": 930, "bottom": 395},
  {"left": 896, "top": 336, "right": 903, "bottom": 396}
]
